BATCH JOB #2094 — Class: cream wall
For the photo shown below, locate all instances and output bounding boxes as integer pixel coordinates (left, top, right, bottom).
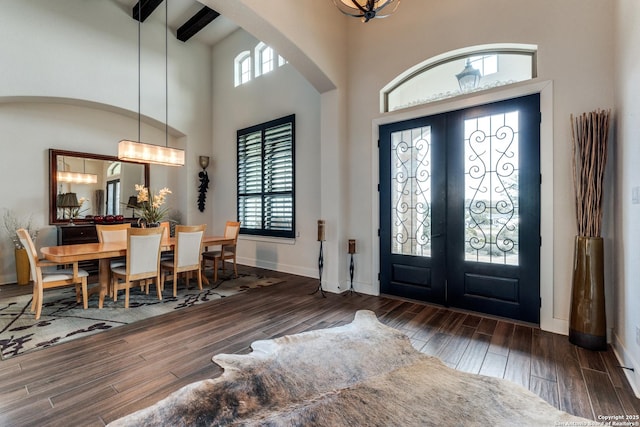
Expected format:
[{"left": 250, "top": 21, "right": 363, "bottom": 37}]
[
  {"left": 202, "top": 0, "right": 349, "bottom": 288},
  {"left": 210, "top": 29, "right": 321, "bottom": 277},
  {"left": 613, "top": 0, "right": 640, "bottom": 396},
  {"left": 0, "top": 2, "right": 635, "bottom": 388},
  {"left": 343, "top": 0, "right": 615, "bottom": 331},
  {"left": 202, "top": 0, "right": 345, "bottom": 92},
  {"left": 230, "top": 0, "right": 638, "bottom": 388},
  {"left": 0, "top": 0, "right": 212, "bottom": 284},
  {"left": 214, "top": 1, "right": 625, "bottom": 341},
  {"left": 205, "top": 1, "right": 618, "bottom": 335}
]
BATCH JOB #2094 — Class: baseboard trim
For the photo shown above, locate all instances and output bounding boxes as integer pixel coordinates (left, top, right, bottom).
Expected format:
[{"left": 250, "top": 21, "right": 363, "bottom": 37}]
[
  {"left": 612, "top": 332, "right": 640, "bottom": 398},
  {"left": 236, "top": 256, "right": 316, "bottom": 280}
]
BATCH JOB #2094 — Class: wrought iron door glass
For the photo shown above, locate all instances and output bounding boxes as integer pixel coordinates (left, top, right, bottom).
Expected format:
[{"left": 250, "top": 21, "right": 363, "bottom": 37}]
[
  {"left": 464, "top": 111, "right": 519, "bottom": 265},
  {"left": 391, "top": 126, "right": 432, "bottom": 257}
]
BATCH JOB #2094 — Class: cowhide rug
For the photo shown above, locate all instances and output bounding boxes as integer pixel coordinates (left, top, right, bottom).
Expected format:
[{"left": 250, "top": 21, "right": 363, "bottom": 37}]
[{"left": 108, "top": 310, "right": 599, "bottom": 427}]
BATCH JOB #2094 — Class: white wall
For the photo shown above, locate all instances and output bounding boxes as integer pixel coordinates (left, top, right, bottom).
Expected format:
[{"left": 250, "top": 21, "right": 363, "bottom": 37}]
[
  {"left": 1, "top": 1, "right": 632, "bottom": 371},
  {"left": 210, "top": 29, "right": 321, "bottom": 277},
  {"left": 0, "top": 0, "right": 212, "bottom": 284},
  {"left": 204, "top": 0, "right": 619, "bottom": 334},
  {"left": 203, "top": 0, "right": 346, "bottom": 93},
  {"left": 613, "top": 0, "right": 640, "bottom": 396},
  {"left": 342, "top": 0, "right": 615, "bottom": 332}
]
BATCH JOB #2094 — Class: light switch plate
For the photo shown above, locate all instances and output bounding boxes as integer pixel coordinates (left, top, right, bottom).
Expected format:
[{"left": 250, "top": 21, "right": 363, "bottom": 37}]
[{"left": 632, "top": 187, "right": 640, "bottom": 204}]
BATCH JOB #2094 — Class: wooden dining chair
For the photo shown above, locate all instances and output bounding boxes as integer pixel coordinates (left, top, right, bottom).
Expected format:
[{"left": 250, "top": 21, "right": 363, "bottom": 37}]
[
  {"left": 158, "top": 220, "right": 175, "bottom": 261},
  {"left": 96, "top": 223, "right": 131, "bottom": 243},
  {"left": 110, "top": 227, "right": 163, "bottom": 308},
  {"left": 202, "top": 221, "right": 240, "bottom": 282},
  {"left": 161, "top": 224, "right": 206, "bottom": 297},
  {"left": 17, "top": 228, "right": 90, "bottom": 319},
  {"left": 96, "top": 223, "right": 131, "bottom": 265}
]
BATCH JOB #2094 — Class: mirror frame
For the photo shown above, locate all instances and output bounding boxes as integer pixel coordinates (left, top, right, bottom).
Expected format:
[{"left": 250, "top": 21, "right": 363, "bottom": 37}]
[{"left": 49, "top": 149, "right": 150, "bottom": 225}]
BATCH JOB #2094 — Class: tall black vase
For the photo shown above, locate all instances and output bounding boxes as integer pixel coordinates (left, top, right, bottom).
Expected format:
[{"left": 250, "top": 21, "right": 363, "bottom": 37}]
[{"left": 569, "top": 236, "right": 607, "bottom": 351}]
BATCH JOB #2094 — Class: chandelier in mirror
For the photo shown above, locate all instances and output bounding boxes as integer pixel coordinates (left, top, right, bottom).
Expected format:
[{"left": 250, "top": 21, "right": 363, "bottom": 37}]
[{"left": 332, "top": 0, "right": 400, "bottom": 23}]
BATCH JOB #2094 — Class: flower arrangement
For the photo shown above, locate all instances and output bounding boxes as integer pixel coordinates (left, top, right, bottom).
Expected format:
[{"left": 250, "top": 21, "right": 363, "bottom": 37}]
[
  {"left": 135, "top": 184, "right": 172, "bottom": 224},
  {"left": 2, "top": 209, "right": 38, "bottom": 249},
  {"left": 70, "top": 197, "right": 88, "bottom": 220}
]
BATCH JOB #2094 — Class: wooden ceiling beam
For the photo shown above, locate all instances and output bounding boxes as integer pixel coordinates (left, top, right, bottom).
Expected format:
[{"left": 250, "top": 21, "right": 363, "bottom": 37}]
[
  {"left": 132, "top": 0, "right": 164, "bottom": 23},
  {"left": 177, "top": 6, "right": 220, "bottom": 42}
]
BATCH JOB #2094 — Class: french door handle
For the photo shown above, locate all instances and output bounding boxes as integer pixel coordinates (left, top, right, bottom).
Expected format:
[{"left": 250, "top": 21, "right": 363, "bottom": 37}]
[{"left": 432, "top": 233, "right": 445, "bottom": 238}]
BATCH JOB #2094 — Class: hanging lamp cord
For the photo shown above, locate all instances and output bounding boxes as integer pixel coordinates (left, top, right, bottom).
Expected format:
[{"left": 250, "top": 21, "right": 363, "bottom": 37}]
[
  {"left": 165, "top": 0, "right": 169, "bottom": 148},
  {"left": 137, "top": 0, "right": 141, "bottom": 143}
]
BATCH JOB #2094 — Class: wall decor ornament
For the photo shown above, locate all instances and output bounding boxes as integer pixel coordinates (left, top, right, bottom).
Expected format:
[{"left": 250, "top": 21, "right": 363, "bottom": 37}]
[
  {"left": 197, "top": 156, "right": 210, "bottom": 212},
  {"left": 569, "top": 109, "right": 610, "bottom": 351}
]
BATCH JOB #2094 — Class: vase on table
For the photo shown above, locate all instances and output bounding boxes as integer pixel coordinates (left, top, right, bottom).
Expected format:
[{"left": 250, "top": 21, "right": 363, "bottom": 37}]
[{"left": 138, "top": 218, "right": 160, "bottom": 228}]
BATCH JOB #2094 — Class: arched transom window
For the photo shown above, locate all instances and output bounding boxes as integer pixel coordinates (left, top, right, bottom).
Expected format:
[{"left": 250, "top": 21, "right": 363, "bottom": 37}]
[{"left": 381, "top": 44, "right": 537, "bottom": 112}]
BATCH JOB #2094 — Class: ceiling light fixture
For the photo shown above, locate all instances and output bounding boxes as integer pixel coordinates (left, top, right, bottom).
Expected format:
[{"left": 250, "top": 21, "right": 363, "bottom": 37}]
[
  {"left": 57, "top": 158, "right": 98, "bottom": 184},
  {"left": 57, "top": 171, "right": 98, "bottom": 185},
  {"left": 118, "top": 0, "right": 185, "bottom": 167},
  {"left": 332, "top": 0, "right": 400, "bottom": 23}
]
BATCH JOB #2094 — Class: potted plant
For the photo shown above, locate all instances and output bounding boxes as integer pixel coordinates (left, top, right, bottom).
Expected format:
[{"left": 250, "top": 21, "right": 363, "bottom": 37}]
[
  {"left": 2, "top": 209, "right": 38, "bottom": 285},
  {"left": 134, "top": 184, "right": 172, "bottom": 227},
  {"left": 569, "top": 109, "right": 611, "bottom": 351}
]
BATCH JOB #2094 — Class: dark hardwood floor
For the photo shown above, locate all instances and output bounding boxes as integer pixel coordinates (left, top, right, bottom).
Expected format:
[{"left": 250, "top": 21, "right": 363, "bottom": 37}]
[{"left": 1, "top": 266, "right": 638, "bottom": 426}]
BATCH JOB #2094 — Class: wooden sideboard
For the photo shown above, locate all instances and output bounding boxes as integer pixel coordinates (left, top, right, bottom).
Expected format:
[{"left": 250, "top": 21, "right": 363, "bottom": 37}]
[{"left": 57, "top": 224, "right": 99, "bottom": 274}]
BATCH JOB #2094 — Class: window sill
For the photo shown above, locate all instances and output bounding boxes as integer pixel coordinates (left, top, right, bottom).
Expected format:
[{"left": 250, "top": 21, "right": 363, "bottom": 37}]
[{"left": 238, "top": 234, "right": 297, "bottom": 245}]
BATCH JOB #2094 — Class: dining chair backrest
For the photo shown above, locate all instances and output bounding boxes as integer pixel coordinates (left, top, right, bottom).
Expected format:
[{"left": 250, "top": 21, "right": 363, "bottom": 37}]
[
  {"left": 17, "top": 228, "right": 39, "bottom": 282},
  {"left": 96, "top": 223, "right": 131, "bottom": 243},
  {"left": 174, "top": 224, "right": 206, "bottom": 268},
  {"left": 126, "top": 227, "right": 163, "bottom": 277},
  {"left": 160, "top": 221, "right": 170, "bottom": 239},
  {"left": 224, "top": 221, "right": 241, "bottom": 242}
]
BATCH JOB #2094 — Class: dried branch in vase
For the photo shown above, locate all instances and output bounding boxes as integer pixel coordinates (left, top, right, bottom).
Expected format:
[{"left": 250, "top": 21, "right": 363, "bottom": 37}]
[{"left": 570, "top": 109, "right": 611, "bottom": 237}]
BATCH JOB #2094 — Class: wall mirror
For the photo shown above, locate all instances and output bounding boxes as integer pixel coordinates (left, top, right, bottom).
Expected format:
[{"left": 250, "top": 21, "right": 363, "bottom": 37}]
[{"left": 49, "top": 149, "right": 150, "bottom": 225}]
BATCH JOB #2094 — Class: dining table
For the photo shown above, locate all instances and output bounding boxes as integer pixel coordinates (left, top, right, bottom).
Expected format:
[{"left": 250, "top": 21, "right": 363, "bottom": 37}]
[{"left": 40, "top": 235, "right": 235, "bottom": 309}]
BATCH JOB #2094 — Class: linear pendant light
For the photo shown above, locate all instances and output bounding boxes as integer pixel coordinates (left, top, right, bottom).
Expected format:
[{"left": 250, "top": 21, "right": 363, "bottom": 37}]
[
  {"left": 118, "top": 0, "right": 184, "bottom": 167},
  {"left": 57, "top": 157, "right": 98, "bottom": 184},
  {"left": 57, "top": 171, "right": 99, "bottom": 184}
]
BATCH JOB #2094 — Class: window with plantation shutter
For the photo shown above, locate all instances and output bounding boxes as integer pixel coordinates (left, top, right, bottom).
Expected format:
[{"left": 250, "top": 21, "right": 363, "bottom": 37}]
[{"left": 237, "top": 114, "right": 295, "bottom": 238}]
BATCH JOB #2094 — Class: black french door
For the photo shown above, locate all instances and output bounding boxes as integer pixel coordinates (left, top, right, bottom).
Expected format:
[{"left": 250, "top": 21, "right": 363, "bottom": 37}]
[{"left": 379, "top": 94, "right": 541, "bottom": 323}]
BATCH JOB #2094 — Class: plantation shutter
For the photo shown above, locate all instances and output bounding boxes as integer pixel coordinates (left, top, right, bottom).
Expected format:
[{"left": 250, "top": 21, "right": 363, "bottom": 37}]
[{"left": 237, "top": 115, "right": 295, "bottom": 238}]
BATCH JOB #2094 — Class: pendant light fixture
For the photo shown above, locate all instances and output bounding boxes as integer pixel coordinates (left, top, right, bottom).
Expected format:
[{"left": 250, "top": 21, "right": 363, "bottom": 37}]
[
  {"left": 332, "top": 0, "right": 400, "bottom": 23},
  {"left": 118, "top": 0, "right": 185, "bottom": 167},
  {"left": 57, "top": 157, "right": 98, "bottom": 184}
]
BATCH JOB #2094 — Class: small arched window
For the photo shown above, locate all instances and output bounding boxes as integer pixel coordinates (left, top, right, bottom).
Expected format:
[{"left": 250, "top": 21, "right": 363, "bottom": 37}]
[
  {"left": 108, "top": 162, "right": 121, "bottom": 177},
  {"left": 381, "top": 44, "right": 537, "bottom": 112},
  {"left": 234, "top": 51, "right": 252, "bottom": 87},
  {"left": 255, "top": 42, "right": 275, "bottom": 77}
]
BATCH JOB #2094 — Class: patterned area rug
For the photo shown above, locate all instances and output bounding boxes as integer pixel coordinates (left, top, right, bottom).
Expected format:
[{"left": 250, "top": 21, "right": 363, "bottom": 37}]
[
  {"left": 109, "top": 310, "right": 597, "bottom": 427},
  {"left": 0, "top": 274, "right": 282, "bottom": 360}
]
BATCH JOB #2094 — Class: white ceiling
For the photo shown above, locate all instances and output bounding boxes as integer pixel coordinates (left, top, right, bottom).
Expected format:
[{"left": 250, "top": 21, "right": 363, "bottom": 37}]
[{"left": 113, "top": 0, "right": 239, "bottom": 46}]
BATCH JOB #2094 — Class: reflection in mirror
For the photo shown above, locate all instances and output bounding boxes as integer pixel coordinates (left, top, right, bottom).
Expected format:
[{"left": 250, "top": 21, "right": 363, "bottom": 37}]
[{"left": 49, "top": 149, "right": 149, "bottom": 224}]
